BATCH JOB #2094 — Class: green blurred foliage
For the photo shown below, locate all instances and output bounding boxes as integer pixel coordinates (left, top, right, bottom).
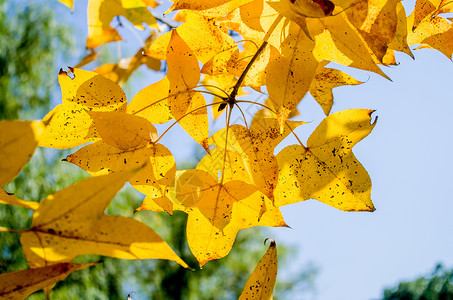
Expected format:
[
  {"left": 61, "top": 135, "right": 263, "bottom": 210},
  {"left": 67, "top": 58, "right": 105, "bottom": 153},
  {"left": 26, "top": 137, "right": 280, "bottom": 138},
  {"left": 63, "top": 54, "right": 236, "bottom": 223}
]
[
  {"left": 0, "top": 0, "right": 73, "bottom": 120},
  {"left": 0, "top": 2, "right": 316, "bottom": 299},
  {"left": 382, "top": 264, "right": 453, "bottom": 300}
]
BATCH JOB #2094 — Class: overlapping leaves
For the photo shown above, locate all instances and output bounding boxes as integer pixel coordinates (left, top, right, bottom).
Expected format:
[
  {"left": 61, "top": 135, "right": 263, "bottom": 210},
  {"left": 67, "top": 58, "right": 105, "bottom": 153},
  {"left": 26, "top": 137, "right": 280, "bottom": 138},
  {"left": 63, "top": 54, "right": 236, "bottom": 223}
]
[{"left": 4, "top": 0, "right": 453, "bottom": 295}]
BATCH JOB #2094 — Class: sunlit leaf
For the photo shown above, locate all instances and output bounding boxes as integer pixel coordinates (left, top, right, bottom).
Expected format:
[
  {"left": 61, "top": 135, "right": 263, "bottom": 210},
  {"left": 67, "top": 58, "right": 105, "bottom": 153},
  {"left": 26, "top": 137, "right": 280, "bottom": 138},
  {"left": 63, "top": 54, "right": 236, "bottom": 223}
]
[
  {"left": 0, "top": 262, "right": 96, "bottom": 299},
  {"left": 0, "top": 188, "right": 39, "bottom": 211},
  {"left": 275, "top": 109, "right": 376, "bottom": 211},
  {"left": 239, "top": 239, "right": 277, "bottom": 300},
  {"left": 38, "top": 68, "right": 127, "bottom": 149},
  {"left": 20, "top": 171, "right": 187, "bottom": 268},
  {"left": 0, "top": 120, "right": 45, "bottom": 186}
]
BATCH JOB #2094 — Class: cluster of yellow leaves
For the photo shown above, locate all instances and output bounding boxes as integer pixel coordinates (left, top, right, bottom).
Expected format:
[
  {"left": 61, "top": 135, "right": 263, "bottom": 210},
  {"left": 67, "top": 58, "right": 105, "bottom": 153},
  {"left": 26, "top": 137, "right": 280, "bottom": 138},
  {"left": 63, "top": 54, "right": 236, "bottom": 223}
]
[{"left": 3, "top": 0, "right": 453, "bottom": 296}]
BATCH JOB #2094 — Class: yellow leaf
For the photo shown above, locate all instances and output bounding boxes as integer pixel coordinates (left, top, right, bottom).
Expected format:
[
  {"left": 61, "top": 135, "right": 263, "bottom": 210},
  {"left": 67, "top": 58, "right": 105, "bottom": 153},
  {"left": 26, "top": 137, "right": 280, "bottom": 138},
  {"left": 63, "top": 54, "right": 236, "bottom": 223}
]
[
  {"left": 66, "top": 141, "right": 176, "bottom": 213},
  {"left": 192, "top": 0, "right": 255, "bottom": 18},
  {"left": 127, "top": 77, "right": 173, "bottom": 124},
  {"left": 89, "top": 111, "right": 158, "bottom": 150},
  {"left": 309, "top": 62, "right": 363, "bottom": 115},
  {"left": 0, "top": 188, "right": 39, "bottom": 211},
  {"left": 344, "top": 0, "right": 399, "bottom": 61},
  {"left": 208, "top": 119, "right": 304, "bottom": 201},
  {"left": 307, "top": 15, "right": 388, "bottom": 78},
  {"left": 168, "top": 0, "right": 235, "bottom": 12},
  {"left": 87, "top": 0, "right": 158, "bottom": 49},
  {"left": 20, "top": 171, "right": 187, "bottom": 268},
  {"left": 39, "top": 68, "right": 127, "bottom": 149},
  {"left": 0, "top": 262, "right": 96, "bottom": 299},
  {"left": 0, "top": 120, "right": 45, "bottom": 186},
  {"left": 147, "top": 12, "right": 236, "bottom": 64},
  {"left": 239, "top": 239, "right": 277, "bottom": 300},
  {"left": 387, "top": 1, "right": 413, "bottom": 58},
  {"left": 407, "top": 11, "right": 453, "bottom": 59},
  {"left": 275, "top": 109, "right": 376, "bottom": 211},
  {"left": 57, "top": 0, "right": 74, "bottom": 10},
  {"left": 176, "top": 169, "right": 286, "bottom": 266},
  {"left": 167, "top": 30, "right": 210, "bottom": 151},
  {"left": 265, "top": 23, "right": 317, "bottom": 126}
]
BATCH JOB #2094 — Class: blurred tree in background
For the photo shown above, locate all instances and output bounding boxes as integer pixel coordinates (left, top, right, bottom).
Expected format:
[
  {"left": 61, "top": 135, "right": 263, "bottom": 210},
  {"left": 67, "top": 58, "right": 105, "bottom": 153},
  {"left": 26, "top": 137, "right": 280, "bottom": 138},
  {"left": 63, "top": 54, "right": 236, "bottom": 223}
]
[
  {"left": 0, "top": 1, "right": 316, "bottom": 299},
  {"left": 382, "top": 264, "right": 453, "bottom": 300}
]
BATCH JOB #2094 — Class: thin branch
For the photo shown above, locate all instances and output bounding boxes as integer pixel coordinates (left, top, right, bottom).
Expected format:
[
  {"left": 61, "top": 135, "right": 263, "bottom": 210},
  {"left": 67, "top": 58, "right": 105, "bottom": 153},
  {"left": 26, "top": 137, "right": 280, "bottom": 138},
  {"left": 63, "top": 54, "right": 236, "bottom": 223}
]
[{"left": 153, "top": 102, "right": 223, "bottom": 144}]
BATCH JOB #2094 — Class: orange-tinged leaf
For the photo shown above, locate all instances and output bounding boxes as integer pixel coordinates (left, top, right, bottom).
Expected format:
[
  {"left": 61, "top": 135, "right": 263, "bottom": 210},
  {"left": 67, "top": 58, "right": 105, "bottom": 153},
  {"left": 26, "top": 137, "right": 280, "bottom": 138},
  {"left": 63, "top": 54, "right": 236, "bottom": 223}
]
[
  {"left": 89, "top": 111, "right": 158, "bottom": 150},
  {"left": 345, "top": 0, "right": 399, "bottom": 61},
  {"left": 407, "top": 12, "right": 453, "bottom": 59},
  {"left": 39, "top": 68, "right": 127, "bottom": 149},
  {"left": 127, "top": 77, "right": 173, "bottom": 124},
  {"left": 307, "top": 15, "right": 388, "bottom": 78},
  {"left": 75, "top": 50, "right": 98, "bottom": 69},
  {"left": 147, "top": 12, "right": 236, "bottom": 64},
  {"left": 0, "top": 262, "right": 96, "bottom": 299},
  {"left": 20, "top": 171, "right": 187, "bottom": 268},
  {"left": 87, "top": 0, "right": 158, "bottom": 49},
  {"left": 309, "top": 63, "right": 363, "bottom": 115},
  {"left": 167, "top": 30, "right": 200, "bottom": 89},
  {"left": 193, "top": 0, "right": 255, "bottom": 18},
  {"left": 239, "top": 239, "right": 277, "bottom": 300},
  {"left": 0, "top": 188, "right": 39, "bottom": 211},
  {"left": 176, "top": 169, "right": 286, "bottom": 266},
  {"left": 388, "top": 1, "right": 413, "bottom": 58},
  {"left": 275, "top": 109, "right": 376, "bottom": 211},
  {"left": 168, "top": 0, "right": 235, "bottom": 12},
  {"left": 0, "top": 120, "right": 45, "bottom": 186},
  {"left": 411, "top": 0, "right": 453, "bottom": 30}
]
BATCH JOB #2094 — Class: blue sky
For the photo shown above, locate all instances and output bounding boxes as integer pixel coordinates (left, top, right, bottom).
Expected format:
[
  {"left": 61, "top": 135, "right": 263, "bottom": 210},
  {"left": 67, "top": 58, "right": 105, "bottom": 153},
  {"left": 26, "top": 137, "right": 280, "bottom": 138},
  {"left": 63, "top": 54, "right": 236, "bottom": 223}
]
[{"left": 26, "top": 0, "right": 453, "bottom": 298}]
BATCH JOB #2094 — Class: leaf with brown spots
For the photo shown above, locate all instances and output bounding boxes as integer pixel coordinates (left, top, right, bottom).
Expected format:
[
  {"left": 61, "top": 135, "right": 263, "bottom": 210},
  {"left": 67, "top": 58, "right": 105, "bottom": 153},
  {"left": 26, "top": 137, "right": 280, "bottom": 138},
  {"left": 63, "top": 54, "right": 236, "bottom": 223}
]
[
  {"left": 20, "top": 170, "right": 188, "bottom": 268},
  {"left": 239, "top": 238, "right": 277, "bottom": 300},
  {"left": 38, "top": 68, "right": 127, "bottom": 149},
  {"left": 0, "top": 262, "right": 96, "bottom": 299},
  {"left": 309, "top": 62, "right": 363, "bottom": 115},
  {"left": 175, "top": 169, "right": 286, "bottom": 266},
  {"left": 65, "top": 111, "right": 176, "bottom": 214},
  {"left": 166, "top": 30, "right": 210, "bottom": 152},
  {"left": 275, "top": 109, "right": 376, "bottom": 211}
]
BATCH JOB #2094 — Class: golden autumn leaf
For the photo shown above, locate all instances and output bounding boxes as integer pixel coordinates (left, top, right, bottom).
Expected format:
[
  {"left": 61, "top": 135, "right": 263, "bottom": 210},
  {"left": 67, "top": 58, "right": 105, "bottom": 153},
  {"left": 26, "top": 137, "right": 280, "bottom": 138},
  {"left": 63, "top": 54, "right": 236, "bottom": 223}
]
[
  {"left": 168, "top": 0, "right": 236, "bottom": 12},
  {"left": 20, "top": 170, "right": 188, "bottom": 268},
  {"left": 207, "top": 118, "right": 305, "bottom": 201},
  {"left": 166, "top": 30, "right": 210, "bottom": 152},
  {"left": 0, "top": 120, "right": 45, "bottom": 186},
  {"left": 239, "top": 238, "right": 277, "bottom": 300},
  {"left": 127, "top": 76, "right": 174, "bottom": 124},
  {"left": 65, "top": 111, "right": 176, "bottom": 214},
  {"left": 309, "top": 62, "right": 363, "bottom": 115},
  {"left": 0, "top": 262, "right": 96, "bottom": 299},
  {"left": 147, "top": 12, "right": 237, "bottom": 64},
  {"left": 0, "top": 188, "right": 39, "bottom": 211},
  {"left": 407, "top": 0, "right": 453, "bottom": 59},
  {"left": 38, "top": 68, "right": 127, "bottom": 149},
  {"left": 175, "top": 169, "right": 286, "bottom": 266},
  {"left": 86, "top": 0, "right": 159, "bottom": 49},
  {"left": 275, "top": 109, "right": 376, "bottom": 211}
]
